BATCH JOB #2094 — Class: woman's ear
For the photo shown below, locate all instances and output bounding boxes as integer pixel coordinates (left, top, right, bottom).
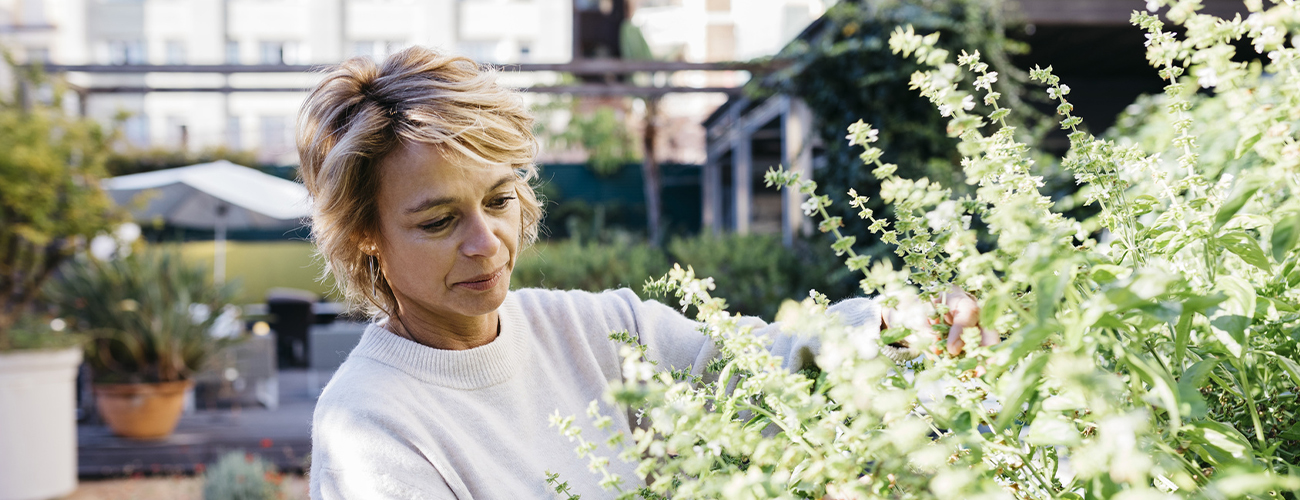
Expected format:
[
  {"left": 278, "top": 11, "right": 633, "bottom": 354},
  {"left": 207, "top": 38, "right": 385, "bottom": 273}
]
[{"left": 359, "top": 234, "right": 379, "bottom": 257}]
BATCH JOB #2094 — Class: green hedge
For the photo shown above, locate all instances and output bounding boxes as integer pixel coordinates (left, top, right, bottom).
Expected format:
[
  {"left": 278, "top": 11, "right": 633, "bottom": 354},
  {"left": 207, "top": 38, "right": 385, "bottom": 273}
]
[{"left": 513, "top": 234, "right": 855, "bottom": 320}]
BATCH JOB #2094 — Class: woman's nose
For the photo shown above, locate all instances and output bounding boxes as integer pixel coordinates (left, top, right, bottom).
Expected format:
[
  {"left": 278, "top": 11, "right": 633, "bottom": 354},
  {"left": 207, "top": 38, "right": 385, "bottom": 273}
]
[{"left": 459, "top": 212, "right": 502, "bottom": 257}]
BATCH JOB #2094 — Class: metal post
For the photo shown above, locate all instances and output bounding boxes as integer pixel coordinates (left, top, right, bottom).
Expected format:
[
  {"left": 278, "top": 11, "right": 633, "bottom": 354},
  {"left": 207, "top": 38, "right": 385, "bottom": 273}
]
[
  {"left": 702, "top": 143, "right": 722, "bottom": 234},
  {"left": 782, "top": 96, "right": 813, "bottom": 247},
  {"left": 214, "top": 204, "right": 228, "bottom": 285},
  {"left": 731, "top": 126, "right": 752, "bottom": 235}
]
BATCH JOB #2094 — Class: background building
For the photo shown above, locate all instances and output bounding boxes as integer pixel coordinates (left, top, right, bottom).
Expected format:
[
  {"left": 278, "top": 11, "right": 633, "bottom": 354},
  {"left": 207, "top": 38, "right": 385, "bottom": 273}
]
[
  {"left": 0, "top": 0, "right": 825, "bottom": 167},
  {"left": 0, "top": 0, "right": 575, "bottom": 165}
]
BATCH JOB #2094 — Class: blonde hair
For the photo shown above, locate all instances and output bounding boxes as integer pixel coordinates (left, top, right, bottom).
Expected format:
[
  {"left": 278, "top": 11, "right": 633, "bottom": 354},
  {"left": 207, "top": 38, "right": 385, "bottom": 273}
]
[{"left": 297, "top": 46, "right": 542, "bottom": 317}]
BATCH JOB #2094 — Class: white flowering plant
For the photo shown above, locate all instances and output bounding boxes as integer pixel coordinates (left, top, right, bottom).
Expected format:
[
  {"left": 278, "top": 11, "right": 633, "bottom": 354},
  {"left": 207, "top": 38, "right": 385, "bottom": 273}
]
[{"left": 548, "top": 1, "right": 1300, "bottom": 498}]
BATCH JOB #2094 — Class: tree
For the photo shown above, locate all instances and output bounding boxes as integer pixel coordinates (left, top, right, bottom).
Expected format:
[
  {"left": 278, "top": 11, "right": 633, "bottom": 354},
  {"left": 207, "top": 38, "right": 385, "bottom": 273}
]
[
  {"left": 764, "top": 0, "right": 1047, "bottom": 257},
  {"left": 0, "top": 68, "right": 120, "bottom": 349},
  {"left": 621, "top": 20, "right": 666, "bottom": 245}
]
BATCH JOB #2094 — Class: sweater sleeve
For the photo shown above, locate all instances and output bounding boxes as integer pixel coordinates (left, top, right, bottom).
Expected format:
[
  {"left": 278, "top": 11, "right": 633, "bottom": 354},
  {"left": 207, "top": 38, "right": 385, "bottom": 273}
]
[{"left": 603, "top": 288, "right": 882, "bottom": 376}]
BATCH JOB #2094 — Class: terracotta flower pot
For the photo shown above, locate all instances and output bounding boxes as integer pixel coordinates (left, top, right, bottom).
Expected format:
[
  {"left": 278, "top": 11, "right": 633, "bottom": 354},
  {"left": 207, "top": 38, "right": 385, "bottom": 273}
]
[{"left": 93, "top": 380, "right": 193, "bottom": 439}]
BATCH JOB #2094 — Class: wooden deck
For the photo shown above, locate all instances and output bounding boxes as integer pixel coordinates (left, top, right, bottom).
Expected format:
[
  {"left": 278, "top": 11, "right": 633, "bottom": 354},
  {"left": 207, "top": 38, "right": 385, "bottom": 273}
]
[{"left": 78, "top": 370, "right": 325, "bottom": 477}]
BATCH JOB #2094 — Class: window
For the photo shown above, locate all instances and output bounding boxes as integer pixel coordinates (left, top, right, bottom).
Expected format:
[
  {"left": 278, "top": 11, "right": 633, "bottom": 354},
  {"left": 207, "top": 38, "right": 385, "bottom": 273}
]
[
  {"left": 458, "top": 41, "right": 499, "bottom": 63},
  {"left": 259, "top": 116, "right": 290, "bottom": 156},
  {"left": 20, "top": 0, "right": 45, "bottom": 24},
  {"left": 260, "top": 42, "right": 285, "bottom": 65},
  {"left": 705, "top": 23, "right": 735, "bottom": 61},
  {"left": 25, "top": 47, "right": 49, "bottom": 64},
  {"left": 226, "top": 41, "right": 240, "bottom": 64},
  {"left": 349, "top": 40, "right": 406, "bottom": 60},
  {"left": 165, "top": 116, "right": 187, "bottom": 148},
  {"left": 165, "top": 41, "right": 186, "bottom": 65},
  {"left": 105, "top": 40, "right": 146, "bottom": 65},
  {"left": 124, "top": 114, "right": 150, "bottom": 147},
  {"left": 226, "top": 116, "right": 242, "bottom": 150},
  {"left": 259, "top": 41, "right": 305, "bottom": 65},
  {"left": 574, "top": 0, "right": 612, "bottom": 12}
]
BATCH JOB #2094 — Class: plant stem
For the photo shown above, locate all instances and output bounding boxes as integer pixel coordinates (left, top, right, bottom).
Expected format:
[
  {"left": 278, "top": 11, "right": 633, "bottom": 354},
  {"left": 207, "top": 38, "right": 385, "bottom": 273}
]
[{"left": 1236, "top": 360, "right": 1267, "bottom": 444}]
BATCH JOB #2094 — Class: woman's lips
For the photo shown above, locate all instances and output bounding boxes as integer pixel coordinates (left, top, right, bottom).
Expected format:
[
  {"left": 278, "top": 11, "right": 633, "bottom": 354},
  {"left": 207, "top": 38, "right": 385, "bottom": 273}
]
[{"left": 454, "top": 267, "right": 505, "bottom": 291}]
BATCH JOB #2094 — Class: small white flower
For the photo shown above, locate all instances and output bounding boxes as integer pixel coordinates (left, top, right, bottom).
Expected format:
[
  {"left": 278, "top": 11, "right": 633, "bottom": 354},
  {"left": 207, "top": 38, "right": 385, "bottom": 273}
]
[
  {"left": 1196, "top": 67, "right": 1219, "bottom": 88},
  {"left": 1146, "top": 0, "right": 1160, "bottom": 11},
  {"left": 801, "top": 197, "right": 820, "bottom": 216},
  {"left": 938, "top": 103, "right": 954, "bottom": 117},
  {"left": 961, "top": 95, "right": 975, "bottom": 111},
  {"left": 1047, "top": 87, "right": 1060, "bottom": 99},
  {"left": 1145, "top": 32, "right": 1157, "bottom": 47}
]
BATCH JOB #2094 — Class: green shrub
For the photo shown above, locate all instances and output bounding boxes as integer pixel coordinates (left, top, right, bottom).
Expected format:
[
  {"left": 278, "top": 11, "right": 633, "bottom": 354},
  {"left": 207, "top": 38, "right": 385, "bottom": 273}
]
[
  {"left": 202, "top": 451, "right": 280, "bottom": 500},
  {"left": 514, "top": 234, "right": 854, "bottom": 318},
  {"left": 0, "top": 69, "right": 119, "bottom": 350},
  {"left": 667, "top": 233, "right": 855, "bottom": 319},
  {"left": 512, "top": 238, "right": 669, "bottom": 293},
  {"left": 548, "top": 3, "right": 1300, "bottom": 499}
]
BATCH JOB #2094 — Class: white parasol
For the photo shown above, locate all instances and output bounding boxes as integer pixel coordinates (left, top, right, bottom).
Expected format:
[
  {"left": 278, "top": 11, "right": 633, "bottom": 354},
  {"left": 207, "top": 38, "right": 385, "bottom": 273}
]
[{"left": 103, "top": 160, "right": 311, "bottom": 284}]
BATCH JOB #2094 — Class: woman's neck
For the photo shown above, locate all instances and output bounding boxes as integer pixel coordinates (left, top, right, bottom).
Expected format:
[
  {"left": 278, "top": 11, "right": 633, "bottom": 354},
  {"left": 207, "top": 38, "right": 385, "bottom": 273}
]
[{"left": 387, "top": 308, "right": 499, "bottom": 351}]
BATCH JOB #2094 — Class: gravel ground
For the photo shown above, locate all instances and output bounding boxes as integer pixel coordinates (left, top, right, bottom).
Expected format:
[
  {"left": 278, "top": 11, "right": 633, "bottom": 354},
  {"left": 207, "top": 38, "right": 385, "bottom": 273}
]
[{"left": 64, "top": 475, "right": 309, "bottom": 500}]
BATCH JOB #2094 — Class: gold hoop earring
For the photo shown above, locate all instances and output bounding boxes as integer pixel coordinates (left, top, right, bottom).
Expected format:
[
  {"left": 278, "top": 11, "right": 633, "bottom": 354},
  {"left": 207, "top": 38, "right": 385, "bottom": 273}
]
[{"left": 369, "top": 256, "right": 378, "bottom": 297}]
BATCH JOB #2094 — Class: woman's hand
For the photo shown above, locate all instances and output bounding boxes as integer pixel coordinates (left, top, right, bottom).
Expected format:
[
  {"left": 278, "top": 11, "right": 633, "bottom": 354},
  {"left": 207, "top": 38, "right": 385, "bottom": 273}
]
[{"left": 880, "top": 287, "right": 999, "bottom": 356}]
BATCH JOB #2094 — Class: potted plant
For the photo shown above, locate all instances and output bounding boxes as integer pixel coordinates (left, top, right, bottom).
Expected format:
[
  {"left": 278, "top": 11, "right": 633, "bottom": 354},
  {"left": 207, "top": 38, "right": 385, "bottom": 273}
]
[
  {"left": 46, "top": 249, "right": 238, "bottom": 439},
  {"left": 0, "top": 73, "right": 119, "bottom": 498}
]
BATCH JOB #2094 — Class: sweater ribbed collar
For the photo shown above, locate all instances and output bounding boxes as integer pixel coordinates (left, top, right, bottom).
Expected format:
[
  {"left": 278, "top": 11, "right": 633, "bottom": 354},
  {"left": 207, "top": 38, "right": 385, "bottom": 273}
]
[{"left": 348, "top": 293, "right": 528, "bottom": 390}]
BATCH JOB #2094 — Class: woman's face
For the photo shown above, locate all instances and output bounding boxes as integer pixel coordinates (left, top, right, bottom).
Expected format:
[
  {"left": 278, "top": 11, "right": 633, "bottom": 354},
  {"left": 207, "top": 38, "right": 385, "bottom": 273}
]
[{"left": 370, "top": 141, "right": 521, "bottom": 326}]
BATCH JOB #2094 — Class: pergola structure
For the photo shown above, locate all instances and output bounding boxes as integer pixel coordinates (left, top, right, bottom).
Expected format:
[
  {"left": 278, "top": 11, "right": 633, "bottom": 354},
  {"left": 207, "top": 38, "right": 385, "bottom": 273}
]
[
  {"left": 701, "top": 0, "right": 1253, "bottom": 246},
  {"left": 37, "top": 59, "right": 770, "bottom": 102}
]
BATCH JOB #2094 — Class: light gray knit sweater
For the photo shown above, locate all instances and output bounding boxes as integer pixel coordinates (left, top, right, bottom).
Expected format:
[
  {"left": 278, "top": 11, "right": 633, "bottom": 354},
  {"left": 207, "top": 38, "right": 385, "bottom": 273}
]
[{"left": 309, "top": 287, "right": 880, "bottom": 499}]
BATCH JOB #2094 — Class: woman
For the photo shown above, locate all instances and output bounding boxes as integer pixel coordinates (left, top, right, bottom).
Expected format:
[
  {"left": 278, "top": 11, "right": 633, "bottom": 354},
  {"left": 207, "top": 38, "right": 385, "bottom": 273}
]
[{"left": 299, "top": 47, "right": 993, "bottom": 499}]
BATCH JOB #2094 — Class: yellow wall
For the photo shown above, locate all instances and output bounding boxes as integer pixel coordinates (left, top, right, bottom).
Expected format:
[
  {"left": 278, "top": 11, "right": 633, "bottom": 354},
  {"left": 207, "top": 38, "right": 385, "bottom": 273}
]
[{"left": 169, "top": 241, "right": 338, "bottom": 305}]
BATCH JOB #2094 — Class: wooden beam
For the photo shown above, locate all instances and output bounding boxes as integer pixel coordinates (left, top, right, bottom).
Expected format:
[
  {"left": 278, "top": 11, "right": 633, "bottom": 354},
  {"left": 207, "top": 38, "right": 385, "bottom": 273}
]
[
  {"left": 67, "top": 84, "right": 741, "bottom": 96},
  {"left": 37, "top": 59, "right": 784, "bottom": 75}
]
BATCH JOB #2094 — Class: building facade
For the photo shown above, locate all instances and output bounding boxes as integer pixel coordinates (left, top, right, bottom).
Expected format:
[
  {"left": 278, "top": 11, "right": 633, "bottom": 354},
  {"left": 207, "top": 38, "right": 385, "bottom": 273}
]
[
  {"left": 0, "top": 0, "right": 574, "bottom": 164},
  {"left": 0, "top": 0, "right": 825, "bottom": 169}
]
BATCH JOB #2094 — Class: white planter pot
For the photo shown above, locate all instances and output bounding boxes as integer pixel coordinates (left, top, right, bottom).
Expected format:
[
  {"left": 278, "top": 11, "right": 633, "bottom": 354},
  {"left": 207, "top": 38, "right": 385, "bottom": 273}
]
[{"left": 0, "top": 347, "right": 82, "bottom": 500}]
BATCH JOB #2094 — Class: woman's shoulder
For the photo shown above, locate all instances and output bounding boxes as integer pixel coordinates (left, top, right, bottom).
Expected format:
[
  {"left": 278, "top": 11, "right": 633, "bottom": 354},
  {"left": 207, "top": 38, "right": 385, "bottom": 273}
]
[{"left": 314, "top": 355, "right": 416, "bottom": 419}]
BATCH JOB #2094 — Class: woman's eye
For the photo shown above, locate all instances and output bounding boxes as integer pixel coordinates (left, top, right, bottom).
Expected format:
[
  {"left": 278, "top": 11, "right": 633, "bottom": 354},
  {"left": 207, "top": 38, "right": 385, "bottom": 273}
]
[
  {"left": 489, "top": 195, "right": 516, "bottom": 209},
  {"left": 420, "top": 217, "right": 451, "bottom": 231}
]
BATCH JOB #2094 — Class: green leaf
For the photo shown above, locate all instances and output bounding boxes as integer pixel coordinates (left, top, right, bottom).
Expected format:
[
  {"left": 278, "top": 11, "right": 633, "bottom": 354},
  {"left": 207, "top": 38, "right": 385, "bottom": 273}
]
[
  {"left": 1131, "top": 195, "right": 1159, "bottom": 216},
  {"left": 1035, "top": 262, "right": 1073, "bottom": 322},
  {"left": 1214, "top": 183, "right": 1261, "bottom": 234},
  {"left": 879, "top": 326, "right": 911, "bottom": 345},
  {"left": 1234, "top": 131, "right": 1262, "bottom": 159},
  {"left": 1210, "top": 315, "right": 1249, "bottom": 358},
  {"left": 994, "top": 354, "right": 1050, "bottom": 431},
  {"left": 1175, "top": 310, "right": 1193, "bottom": 368},
  {"left": 1272, "top": 212, "right": 1300, "bottom": 263},
  {"left": 1218, "top": 230, "right": 1272, "bottom": 272},
  {"left": 1123, "top": 350, "right": 1181, "bottom": 426},
  {"left": 1208, "top": 470, "right": 1300, "bottom": 496},
  {"left": 1186, "top": 420, "right": 1255, "bottom": 465},
  {"left": 1266, "top": 351, "right": 1300, "bottom": 386},
  {"left": 1024, "top": 414, "right": 1080, "bottom": 446},
  {"left": 1090, "top": 264, "right": 1131, "bottom": 285},
  {"left": 1177, "top": 357, "right": 1221, "bottom": 419},
  {"left": 1215, "top": 276, "right": 1257, "bottom": 320},
  {"left": 1281, "top": 421, "right": 1300, "bottom": 441}
]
